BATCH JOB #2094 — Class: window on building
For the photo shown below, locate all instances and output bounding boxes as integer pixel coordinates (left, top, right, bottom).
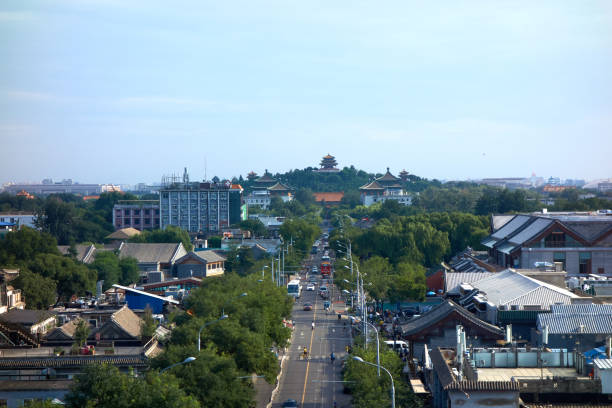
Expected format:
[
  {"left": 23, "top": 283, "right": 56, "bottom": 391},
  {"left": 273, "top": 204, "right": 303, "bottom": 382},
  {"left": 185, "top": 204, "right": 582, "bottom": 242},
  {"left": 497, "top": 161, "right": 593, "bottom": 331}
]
[
  {"left": 545, "top": 231, "right": 565, "bottom": 248},
  {"left": 134, "top": 209, "right": 140, "bottom": 215},
  {"left": 144, "top": 209, "right": 150, "bottom": 215},
  {"left": 553, "top": 252, "right": 566, "bottom": 271},
  {"left": 579, "top": 252, "right": 592, "bottom": 274},
  {"left": 134, "top": 219, "right": 140, "bottom": 225}
]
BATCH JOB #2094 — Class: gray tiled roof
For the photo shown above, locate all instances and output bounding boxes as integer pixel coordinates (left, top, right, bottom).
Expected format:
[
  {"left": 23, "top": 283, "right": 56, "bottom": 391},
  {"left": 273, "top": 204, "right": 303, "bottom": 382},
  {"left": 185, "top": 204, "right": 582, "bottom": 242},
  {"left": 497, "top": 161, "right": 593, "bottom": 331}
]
[
  {"left": 550, "top": 304, "right": 612, "bottom": 314},
  {"left": 563, "top": 221, "right": 612, "bottom": 241},
  {"left": 506, "top": 217, "right": 553, "bottom": 245},
  {"left": 490, "top": 215, "right": 532, "bottom": 240},
  {"left": 400, "top": 300, "right": 504, "bottom": 337},
  {"left": 491, "top": 215, "right": 515, "bottom": 232},
  {"left": 57, "top": 244, "right": 96, "bottom": 264},
  {"left": 464, "top": 269, "right": 577, "bottom": 307},
  {"left": 119, "top": 243, "right": 183, "bottom": 264},
  {"left": 110, "top": 306, "right": 142, "bottom": 338},
  {"left": 0, "top": 309, "right": 56, "bottom": 325},
  {"left": 0, "top": 355, "right": 148, "bottom": 369},
  {"left": 445, "top": 272, "right": 495, "bottom": 295},
  {"left": 537, "top": 312, "right": 612, "bottom": 334},
  {"left": 508, "top": 286, "right": 573, "bottom": 308},
  {"left": 181, "top": 250, "right": 225, "bottom": 263}
]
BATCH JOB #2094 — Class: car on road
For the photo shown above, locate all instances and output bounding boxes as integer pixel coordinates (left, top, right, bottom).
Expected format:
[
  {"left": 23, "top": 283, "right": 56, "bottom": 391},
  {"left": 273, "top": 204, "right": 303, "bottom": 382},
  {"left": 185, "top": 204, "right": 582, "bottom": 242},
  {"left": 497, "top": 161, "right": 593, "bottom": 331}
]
[
  {"left": 303, "top": 303, "right": 313, "bottom": 311},
  {"left": 319, "top": 286, "right": 329, "bottom": 298},
  {"left": 282, "top": 399, "right": 298, "bottom": 408},
  {"left": 306, "top": 283, "right": 315, "bottom": 291}
]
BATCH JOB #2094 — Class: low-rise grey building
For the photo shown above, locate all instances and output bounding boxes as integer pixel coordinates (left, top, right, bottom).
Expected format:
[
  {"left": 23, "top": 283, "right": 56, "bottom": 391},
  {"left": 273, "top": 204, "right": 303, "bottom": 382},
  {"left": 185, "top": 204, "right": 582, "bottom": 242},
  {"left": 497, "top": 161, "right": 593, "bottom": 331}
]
[{"left": 482, "top": 212, "right": 612, "bottom": 276}]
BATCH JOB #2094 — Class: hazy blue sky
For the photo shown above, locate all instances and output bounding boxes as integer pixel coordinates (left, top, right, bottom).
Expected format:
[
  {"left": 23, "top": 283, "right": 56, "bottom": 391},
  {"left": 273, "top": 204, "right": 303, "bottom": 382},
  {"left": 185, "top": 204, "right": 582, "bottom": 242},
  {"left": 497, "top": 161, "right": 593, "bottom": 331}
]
[{"left": 1, "top": 1, "right": 611, "bottom": 185}]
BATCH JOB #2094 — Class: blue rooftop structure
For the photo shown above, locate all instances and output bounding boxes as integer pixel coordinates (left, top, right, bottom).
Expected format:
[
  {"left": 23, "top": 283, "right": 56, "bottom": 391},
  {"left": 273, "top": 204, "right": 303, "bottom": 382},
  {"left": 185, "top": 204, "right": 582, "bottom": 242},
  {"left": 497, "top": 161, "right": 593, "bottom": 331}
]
[{"left": 113, "top": 284, "right": 179, "bottom": 314}]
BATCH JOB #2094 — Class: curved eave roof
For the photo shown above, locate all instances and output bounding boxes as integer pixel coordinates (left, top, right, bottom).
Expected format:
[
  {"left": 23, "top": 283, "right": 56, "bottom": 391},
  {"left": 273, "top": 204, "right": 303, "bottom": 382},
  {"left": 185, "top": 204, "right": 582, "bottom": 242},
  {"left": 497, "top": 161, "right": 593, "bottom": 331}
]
[
  {"left": 267, "top": 182, "right": 290, "bottom": 191},
  {"left": 359, "top": 180, "right": 385, "bottom": 190}
]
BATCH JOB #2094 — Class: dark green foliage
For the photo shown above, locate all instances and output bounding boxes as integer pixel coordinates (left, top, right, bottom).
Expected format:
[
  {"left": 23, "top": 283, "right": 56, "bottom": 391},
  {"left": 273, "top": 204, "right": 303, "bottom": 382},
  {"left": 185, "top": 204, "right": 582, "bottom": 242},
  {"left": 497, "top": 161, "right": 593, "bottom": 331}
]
[
  {"left": 74, "top": 319, "right": 90, "bottom": 347},
  {"left": 239, "top": 219, "right": 267, "bottom": 237},
  {"left": 65, "top": 364, "right": 200, "bottom": 408},
  {"left": 89, "top": 251, "right": 121, "bottom": 291},
  {"left": 154, "top": 274, "right": 292, "bottom": 406},
  {"left": 474, "top": 187, "right": 536, "bottom": 215},
  {"left": 0, "top": 227, "right": 97, "bottom": 305},
  {"left": 141, "top": 306, "right": 157, "bottom": 339},
  {"left": 207, "top": 235, "right": 222, "bottom": 248},
  {"left": 224, "top": 246, "right": 256, "bottom": 276},
  {"left": 279, "top": 218, "right": 321, "bottom": 254},
  {"left": 27, "top": 253, "right": 97, "bottom": 301},
  {"left": 130, "top": 226, "right": 193, "bottom": 251},
  {"left": 344, "top": 345, "right": 422, "bottom": 408},
  {"left": 119, "top": 256, "right": 140, "bottom": 286},
  {"left": 12, "top": 269, "right": 57, "bottom": 309},
  {"left": 153, "top": 347, "right": 253, "bottom": 408},
  {"left": 0, "top": 192, "right": 42, "bottom": 212},
  {"left": 0, "top": 227, "right": 59, "bottom": 265}
]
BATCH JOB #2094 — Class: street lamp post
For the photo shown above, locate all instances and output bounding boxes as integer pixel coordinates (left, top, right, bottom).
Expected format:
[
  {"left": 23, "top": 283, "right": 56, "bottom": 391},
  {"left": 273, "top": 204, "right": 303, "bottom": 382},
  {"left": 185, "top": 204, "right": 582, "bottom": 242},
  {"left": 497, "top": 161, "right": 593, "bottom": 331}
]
[
  {"left": 160, "top": 356, "right": 196, "bottom": 374},
  {"left": 262, "top": 265, "right": 269, "bottom": 280},
  {"left": 198, "top": 315, "right": 228, "bottom": 352},
  {"left": 352, "top": 357, "right": 395, "bottom": 408},
  {"left": 364, "top": 321, "right": 380, "bottom": 376}
]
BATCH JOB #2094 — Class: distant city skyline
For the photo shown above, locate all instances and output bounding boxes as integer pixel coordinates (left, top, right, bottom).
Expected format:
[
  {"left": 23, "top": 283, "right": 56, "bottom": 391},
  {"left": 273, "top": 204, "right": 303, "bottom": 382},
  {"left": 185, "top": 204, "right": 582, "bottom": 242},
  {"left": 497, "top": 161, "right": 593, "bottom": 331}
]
[
  {"left": 1, "top": 1, "right": 611, "bottom": 184},
  {"left": 2, "top": 165, "right": 607, "bottom": 189}
]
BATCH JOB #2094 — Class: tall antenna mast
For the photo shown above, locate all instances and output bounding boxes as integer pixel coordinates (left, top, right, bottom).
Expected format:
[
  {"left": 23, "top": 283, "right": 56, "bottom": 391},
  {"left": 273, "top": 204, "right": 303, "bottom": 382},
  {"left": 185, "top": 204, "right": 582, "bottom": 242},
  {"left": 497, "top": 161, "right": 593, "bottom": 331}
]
[{"left": 204, "top": 156, "right": 207, "bottom": 181}]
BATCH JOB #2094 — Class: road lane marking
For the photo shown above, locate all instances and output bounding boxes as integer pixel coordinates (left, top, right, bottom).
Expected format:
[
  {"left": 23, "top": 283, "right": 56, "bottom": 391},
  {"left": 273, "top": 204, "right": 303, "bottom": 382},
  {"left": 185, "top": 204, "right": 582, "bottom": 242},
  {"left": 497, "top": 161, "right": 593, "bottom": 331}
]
[{"left": 300, "top": 294, "right": 318, "bottom": 406}]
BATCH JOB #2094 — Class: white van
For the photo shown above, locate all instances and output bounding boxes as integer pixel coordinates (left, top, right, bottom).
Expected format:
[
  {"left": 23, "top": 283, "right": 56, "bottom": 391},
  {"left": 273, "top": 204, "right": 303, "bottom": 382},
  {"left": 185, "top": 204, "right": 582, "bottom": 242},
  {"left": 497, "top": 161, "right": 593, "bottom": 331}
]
[{"left": 384, "top": 340, "right": 409, "bottom": 352}]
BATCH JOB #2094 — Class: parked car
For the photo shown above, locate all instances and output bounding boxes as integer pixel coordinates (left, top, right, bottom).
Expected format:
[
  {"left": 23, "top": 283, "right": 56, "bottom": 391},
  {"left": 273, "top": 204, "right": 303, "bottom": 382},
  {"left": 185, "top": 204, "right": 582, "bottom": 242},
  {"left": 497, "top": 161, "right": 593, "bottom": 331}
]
[
  {"left": 282, "top": 399, "right": 298, "bottom": 408},
  {"left": 303, "top": 303, "right": 313, "bottom": 311},
  {"left": 384, "top": 340, "right": 409, "bottom": 353}
]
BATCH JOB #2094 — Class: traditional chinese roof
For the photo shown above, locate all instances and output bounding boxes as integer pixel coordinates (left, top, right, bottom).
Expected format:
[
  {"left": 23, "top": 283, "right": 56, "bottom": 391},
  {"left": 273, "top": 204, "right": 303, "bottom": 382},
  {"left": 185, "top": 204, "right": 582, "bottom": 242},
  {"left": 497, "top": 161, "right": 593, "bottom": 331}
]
[
  {"left": 267, "top": 181, "right": 291, "bottom": 192},
  {"left": 175, "top": 251, "right": 226, "bottom": 265},
  {"left": 400, "top": 300, "right": 504, "bottom": 338},
  {"left": 254, "top": 170, "right": 276, "bottom": 184},
  {"left": 118, "top": 242, "right": 185, "bottom": 264},
  {"left": 46, "top": 317, "right": 85, "bottom": 340},
  {"left": 376, "top": 167, "right": 400, "bottom": 183},
  {"left": 313, "top": 192, "right": 344, "bottom": 203},
  {"left": 57, "top": 244, "right": 97, "bottom": 264},
  {"left": 359, "top": 180, "right": 385, "bottom": 191},
  {"left": 399, "top": 169, "right": 409, "bottom": 180},
  {"left": 0, "top": 355, "right": 148, "bottom": 369},
  {"left": 106, "top": 227, "right": 142, "bottom": 240},
  {"left": 319, "top": 154, "right": 338, "bottom": 169},
  {"left": 0, "top": 309, "right": 56, "bottom": 326},
  {"left": 460, "top": 269, "right": 578, "bottom": 308}
]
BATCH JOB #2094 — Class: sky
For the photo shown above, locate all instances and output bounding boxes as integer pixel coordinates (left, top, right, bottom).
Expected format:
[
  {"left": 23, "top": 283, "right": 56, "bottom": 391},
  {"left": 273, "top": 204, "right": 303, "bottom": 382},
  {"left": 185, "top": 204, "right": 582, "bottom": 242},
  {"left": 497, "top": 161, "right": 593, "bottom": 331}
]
[{"left": 1, "top": 1, "right": 611, "bottom": 185}]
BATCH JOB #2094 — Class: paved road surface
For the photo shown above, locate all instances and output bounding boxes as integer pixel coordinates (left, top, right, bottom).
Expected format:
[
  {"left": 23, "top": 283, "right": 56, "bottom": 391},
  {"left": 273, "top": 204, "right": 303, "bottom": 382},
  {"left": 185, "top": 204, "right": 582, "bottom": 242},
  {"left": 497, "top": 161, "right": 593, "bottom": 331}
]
[{"left": 272, "top": 275, "right": 352, "bottom": 408}]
